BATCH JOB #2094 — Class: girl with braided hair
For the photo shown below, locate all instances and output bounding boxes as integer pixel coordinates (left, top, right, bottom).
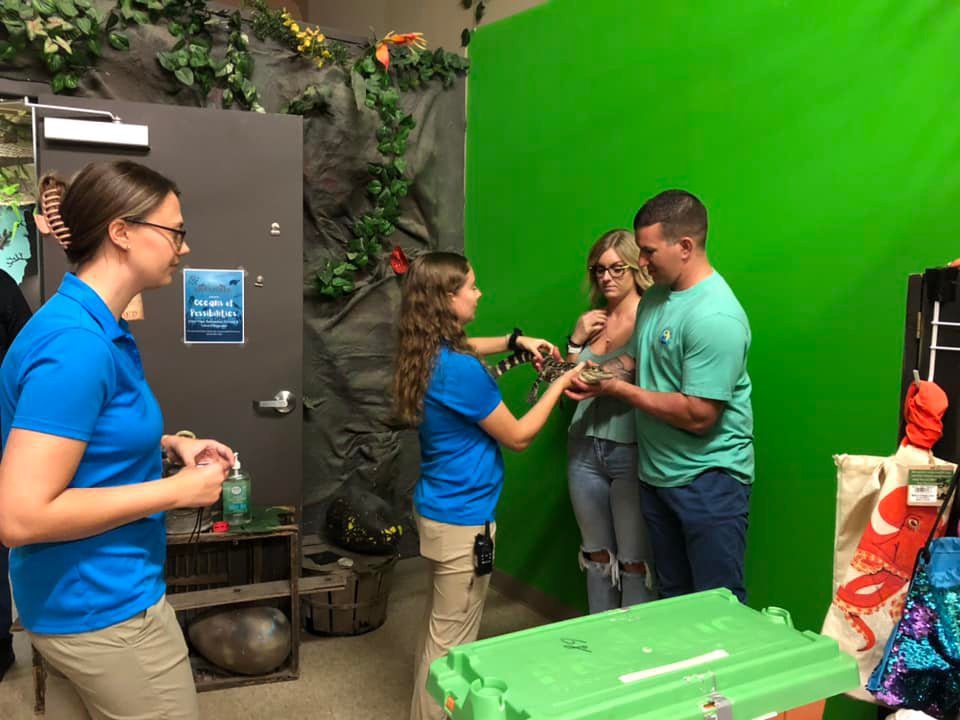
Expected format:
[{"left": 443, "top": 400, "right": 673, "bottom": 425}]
[{"left": 0, "top": 160, "right": 234, "bottom": 720}]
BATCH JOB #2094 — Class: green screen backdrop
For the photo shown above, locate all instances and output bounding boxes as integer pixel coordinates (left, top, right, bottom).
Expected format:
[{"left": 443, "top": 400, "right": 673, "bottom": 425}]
[{"left": 465, "top": 1, "right": 960, "bottom": 718}]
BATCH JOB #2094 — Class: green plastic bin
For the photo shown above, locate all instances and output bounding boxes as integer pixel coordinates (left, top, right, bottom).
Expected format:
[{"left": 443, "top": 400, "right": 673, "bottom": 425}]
[{"left": 427, "top": 589, "right": 858, "bottom": 720}]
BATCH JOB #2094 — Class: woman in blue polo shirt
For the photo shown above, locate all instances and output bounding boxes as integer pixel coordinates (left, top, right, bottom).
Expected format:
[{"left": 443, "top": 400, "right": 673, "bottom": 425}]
[
  {"left": 394, "top": 252, "right": 583, "bottom": 720},
  {"left": 0, "top": 161, "right": 233, "bottom": 720}
]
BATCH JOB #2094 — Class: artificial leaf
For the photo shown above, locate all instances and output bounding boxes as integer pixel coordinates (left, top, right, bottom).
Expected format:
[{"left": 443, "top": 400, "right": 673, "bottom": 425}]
[
  {"left": 174, "top": 66, "right": 194, "bottom": 86},
  {"left": 52, "top": 34, "right": 71, "bottom": 53},
  {"left": 235, "top": 52, "right": 251, "bottom": 76},
  {"left": 104, "top": 10, "right": 118, "bottom": 30},
  {"left": 156, "top": 50, "right": 177, "bottom": 70},
  {"left": 107, "top": 31, "right": 128, "bottom": 51},
  {"left": 32, "top": 0, "right": 56, "bottom": 14},
  {"left": 187, "top": 43, "right": 207, "bottom": 68},
  {"left": 475, "top": 0, "right": 485, "bottom": 22},
  {"left": 42, "top": 36, "right": 56, "bottom": 53},
  {"left": 50, "top": 72, "right": 66, "bottom": 92},
  {"left": 130, "top": 9, "right": 148, "bottom": 24},
  {"left": 75, "top": 16, "right": 89, "bottom": 33},
  {"left": 46, "top": 49, "right": 63, "bottom": 69},
  {"left": 86, "top": 36, "right": 99, "bottom": 55},
  {"left": 55, "top": 0, "right": 77, "bottom": 17},
  {"left": 460, "top": 28, "right": 470, "bottom": 47},
  {"left": 26, "top": 18, "right": 45, "bottom": 40},
  {"left": 222, "top": 87, "right": 233, "bottom": 106},
  {"left": 350, "top": 68, "right": 366, "bottom": 111},
  {"left": 380, "top": 87, "right": 399, "bottom": 107},
  {"left": 167, "top": 20, "right": 182, "bottom": 36},
  {"left": 367, "top": 180, "right": 382, "bottom": 196},
  {"left": 63, "top": 72, "right": 77, "bottom": 88}
]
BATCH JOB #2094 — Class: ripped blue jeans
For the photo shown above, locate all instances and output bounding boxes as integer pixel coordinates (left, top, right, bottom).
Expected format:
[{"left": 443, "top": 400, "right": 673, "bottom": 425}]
[{"left": 567, "top": 436, "right": 656, "bottom": 613}]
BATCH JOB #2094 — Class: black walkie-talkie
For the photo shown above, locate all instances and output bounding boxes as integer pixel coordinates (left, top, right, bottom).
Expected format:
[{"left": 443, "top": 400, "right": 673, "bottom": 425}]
[{"left": 473, "top": 521, "right": 494, "bottom": 576}]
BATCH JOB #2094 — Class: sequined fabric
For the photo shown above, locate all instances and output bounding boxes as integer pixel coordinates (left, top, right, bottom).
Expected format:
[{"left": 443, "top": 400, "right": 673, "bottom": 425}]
[{"left": 868, "top": 538, "right": 960, "bottom": 719}]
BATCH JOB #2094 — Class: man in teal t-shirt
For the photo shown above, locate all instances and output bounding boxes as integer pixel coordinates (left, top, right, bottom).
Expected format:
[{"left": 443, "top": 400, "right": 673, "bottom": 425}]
[{"left": 568, "top": 190, "right": 753, "bottom": 602}]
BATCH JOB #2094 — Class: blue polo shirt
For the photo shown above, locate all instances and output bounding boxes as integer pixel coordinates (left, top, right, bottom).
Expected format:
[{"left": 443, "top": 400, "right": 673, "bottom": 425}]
[
  {"left": 414, "top": 346, "right": 504, "bottom": 526},
  {"left": 0, "top": 273, "right": 166, "bottom": 634}
]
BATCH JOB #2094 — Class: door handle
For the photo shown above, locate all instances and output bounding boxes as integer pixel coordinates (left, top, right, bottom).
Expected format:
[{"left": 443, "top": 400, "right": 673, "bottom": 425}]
[{"left": 254, "top": 390, "right": 297, "bottom": 415}]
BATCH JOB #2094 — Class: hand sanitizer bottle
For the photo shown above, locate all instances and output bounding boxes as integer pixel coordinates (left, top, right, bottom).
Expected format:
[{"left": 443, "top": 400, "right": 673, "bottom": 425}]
[{"left": 222, "top": 453, "right": 252, "bottom": 526}]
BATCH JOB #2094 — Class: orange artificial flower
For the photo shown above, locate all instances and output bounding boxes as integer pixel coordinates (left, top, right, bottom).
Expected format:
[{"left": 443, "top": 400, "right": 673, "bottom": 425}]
[
  {"left": 375, "top": 41, "right": 391, "bottom": 69},
  {"left": 388, "top": 32, "right": 427, "bottom": 50},
  {"left": 375, "top": 31, "right": 428, "bottom": 69}
]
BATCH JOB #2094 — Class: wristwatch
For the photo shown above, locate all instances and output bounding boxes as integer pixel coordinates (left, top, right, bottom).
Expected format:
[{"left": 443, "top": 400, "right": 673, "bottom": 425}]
[{"left": 566, "top": 335, "right": 584, "bottom": 354}]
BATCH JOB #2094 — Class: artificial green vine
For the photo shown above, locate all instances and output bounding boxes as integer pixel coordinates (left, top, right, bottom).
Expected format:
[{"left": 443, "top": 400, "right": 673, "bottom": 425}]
[
  {"left": 0, "top": 0, "right": 470, "bottom": 299},
  {"left": 155, "top": 0, "right": 219, "bottom": 98},
  {"left": 460, "top": 0, "right": 489, "bottom": 48},
  {"left": 246, "top": 0, "right": 347, "bottom": 70},
  {"left": 106, "top": 0, "right": 169, "bottom": 52},
  {"left": 218, "top": 11, "right": 261, "bottom": 111},
  {"left": 314, "top": 43, "right": 469, "bottom": 297},
  {"left": 0, "top": 0, "right": 104, "bottom": 93}
]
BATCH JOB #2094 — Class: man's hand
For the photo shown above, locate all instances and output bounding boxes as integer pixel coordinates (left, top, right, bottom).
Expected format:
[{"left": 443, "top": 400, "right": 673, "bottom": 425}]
[{"left": 565, "top": 374, "right": 616, "bottom": 402}]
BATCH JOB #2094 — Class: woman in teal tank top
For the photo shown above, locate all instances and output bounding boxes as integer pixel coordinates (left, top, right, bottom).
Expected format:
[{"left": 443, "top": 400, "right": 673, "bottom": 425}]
[{"left": 566, "top": 229, "right": 656, "bottom": 613}]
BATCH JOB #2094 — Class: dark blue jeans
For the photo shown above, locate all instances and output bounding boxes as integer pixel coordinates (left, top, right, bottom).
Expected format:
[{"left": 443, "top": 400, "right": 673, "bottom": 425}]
[
  {"left": 0, "top": 544, "right": 9, "bottom": 639},
  {"left": 639, "top": 470, "right": 751, "bottom": 603}
]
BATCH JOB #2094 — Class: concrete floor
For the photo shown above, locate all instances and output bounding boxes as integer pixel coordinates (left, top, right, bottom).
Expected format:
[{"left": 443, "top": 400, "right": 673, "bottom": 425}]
[{"left": 0, "top": 557, "right": 550, "bottom": 719}]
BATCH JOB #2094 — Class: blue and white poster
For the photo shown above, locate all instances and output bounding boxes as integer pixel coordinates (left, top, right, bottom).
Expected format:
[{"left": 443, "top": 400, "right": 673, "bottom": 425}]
[{"left": 183, "top": 268, "right": 244, "bottom": 344}]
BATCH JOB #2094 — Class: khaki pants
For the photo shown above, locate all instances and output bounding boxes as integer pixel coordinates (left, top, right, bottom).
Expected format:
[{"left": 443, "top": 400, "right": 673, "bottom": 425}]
[
  {"left": 410, "top": 516, "right": 496, "bottom": 720},
  {"left": 29, "top": 596, "right": 199, "bottom": 720}
]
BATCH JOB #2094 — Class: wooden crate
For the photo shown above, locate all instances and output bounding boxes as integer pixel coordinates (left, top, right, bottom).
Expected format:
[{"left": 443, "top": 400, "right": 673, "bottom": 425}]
[{"left": 165, "top": 508, "right": 344, "bottom": 692}]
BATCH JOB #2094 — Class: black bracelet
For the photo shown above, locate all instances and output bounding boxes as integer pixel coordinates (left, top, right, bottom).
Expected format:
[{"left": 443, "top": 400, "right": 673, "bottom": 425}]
[{"left": 508, "top": 327, "right": 523, "bottom": 352}]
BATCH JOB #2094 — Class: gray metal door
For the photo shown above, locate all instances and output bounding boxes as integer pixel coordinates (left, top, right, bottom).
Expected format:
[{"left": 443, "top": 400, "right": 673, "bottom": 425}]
[{"left": 32, "top": 96, "right": 303, "bottom": 508}]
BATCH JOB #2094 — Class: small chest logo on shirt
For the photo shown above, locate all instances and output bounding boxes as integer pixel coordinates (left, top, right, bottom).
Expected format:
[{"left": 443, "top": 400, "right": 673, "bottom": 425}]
[{"left": 659, "top": 328, "right": 672, "bottom": 346}]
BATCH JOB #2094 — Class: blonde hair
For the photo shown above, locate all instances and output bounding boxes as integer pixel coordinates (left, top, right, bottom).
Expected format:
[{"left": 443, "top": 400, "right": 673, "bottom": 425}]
[
  {"left": 392, "top": 252, "right": 480, "bottom": 427},
  {"left": 586, "top": 229, "right": 653, "bottom": 306}
]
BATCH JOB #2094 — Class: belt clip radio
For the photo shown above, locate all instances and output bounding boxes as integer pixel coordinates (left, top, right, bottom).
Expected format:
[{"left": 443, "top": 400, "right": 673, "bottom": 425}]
[{"left": 474, "top": 521, "right": 494, "bottom": 576}]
